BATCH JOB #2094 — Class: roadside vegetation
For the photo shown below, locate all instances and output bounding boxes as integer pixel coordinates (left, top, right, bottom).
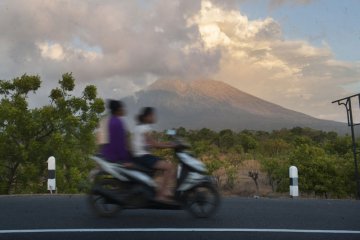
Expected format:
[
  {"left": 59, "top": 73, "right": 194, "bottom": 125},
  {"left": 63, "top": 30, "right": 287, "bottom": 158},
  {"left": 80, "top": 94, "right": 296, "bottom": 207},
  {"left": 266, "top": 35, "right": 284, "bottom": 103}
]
[
  {"left": 154, "top": 127, "right": 356, "bottom": 198},
  {"left": 0, "top": 74, "right": 357, "bottom": 198}
]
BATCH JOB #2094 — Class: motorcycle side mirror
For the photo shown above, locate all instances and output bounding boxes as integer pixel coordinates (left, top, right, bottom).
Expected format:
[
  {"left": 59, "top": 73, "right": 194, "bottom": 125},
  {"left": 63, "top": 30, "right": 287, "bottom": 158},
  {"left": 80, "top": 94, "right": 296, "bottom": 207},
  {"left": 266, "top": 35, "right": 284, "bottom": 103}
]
[{"left": 166, "top": 129, "right": 177, "bottom": 136}]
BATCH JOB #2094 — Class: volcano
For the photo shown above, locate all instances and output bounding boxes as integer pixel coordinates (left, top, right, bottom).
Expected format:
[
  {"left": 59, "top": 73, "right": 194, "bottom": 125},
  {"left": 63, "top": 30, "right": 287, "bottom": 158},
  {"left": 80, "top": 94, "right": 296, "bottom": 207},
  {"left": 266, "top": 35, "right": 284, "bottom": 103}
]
[{"left": 122, "top": 79, "right": 347, "bottom": 133}]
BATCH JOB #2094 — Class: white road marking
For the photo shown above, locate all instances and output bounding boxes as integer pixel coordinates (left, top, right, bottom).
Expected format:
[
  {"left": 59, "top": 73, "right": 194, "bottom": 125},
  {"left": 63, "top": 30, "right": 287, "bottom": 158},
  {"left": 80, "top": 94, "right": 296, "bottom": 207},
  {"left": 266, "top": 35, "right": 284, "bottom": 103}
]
[{"left": 0, "top": 228, "right": 359, "bottom": 234}]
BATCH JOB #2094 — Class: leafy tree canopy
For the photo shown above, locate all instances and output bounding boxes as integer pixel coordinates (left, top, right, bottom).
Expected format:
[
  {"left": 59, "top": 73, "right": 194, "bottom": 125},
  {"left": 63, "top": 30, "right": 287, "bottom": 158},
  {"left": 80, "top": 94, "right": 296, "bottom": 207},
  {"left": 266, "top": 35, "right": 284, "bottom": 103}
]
[{"left": 0, "top": 73, "right": 104, "bottom": 194}]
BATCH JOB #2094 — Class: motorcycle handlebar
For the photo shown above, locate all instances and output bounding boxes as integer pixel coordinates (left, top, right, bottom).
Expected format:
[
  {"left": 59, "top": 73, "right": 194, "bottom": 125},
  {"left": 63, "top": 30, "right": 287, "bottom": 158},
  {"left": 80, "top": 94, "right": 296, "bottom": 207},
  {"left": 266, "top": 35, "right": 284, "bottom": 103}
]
[{"left": 172, "top": 137, "right": 191, "bottom": 150}]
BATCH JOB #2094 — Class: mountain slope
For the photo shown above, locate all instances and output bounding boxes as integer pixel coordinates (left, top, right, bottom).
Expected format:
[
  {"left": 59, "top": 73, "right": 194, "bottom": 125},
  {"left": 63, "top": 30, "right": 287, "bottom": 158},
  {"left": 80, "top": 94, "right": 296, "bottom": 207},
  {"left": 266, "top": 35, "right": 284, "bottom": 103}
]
[{"left": 123, "top": 79, "right": 347, "bottom": 133}]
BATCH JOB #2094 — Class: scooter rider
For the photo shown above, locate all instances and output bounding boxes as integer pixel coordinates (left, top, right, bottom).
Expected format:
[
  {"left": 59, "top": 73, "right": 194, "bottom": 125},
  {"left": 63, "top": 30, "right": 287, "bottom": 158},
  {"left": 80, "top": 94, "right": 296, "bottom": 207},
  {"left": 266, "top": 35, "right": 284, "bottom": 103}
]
[
  {"left": 100, "top": 100, "right": 132, "bottom": 166},
  {"left": 132, "top": 107, "right": 176, "bottom": 202}
]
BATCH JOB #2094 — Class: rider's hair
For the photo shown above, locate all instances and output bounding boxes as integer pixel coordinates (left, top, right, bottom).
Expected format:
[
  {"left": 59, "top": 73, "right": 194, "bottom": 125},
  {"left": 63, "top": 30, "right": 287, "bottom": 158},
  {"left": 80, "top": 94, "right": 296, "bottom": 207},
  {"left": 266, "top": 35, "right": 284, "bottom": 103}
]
[
  {"left": 137, "top": 107, "right": 154, "bottom": 124},
  {"left": 108, "top": 100, "right": 123, "bottom": 115}
]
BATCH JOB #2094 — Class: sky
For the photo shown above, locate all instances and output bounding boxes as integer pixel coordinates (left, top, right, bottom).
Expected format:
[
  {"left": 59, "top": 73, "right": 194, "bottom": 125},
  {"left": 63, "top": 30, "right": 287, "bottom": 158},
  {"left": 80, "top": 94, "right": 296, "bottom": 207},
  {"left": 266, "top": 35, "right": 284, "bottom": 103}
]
[{"left": 0, "top": 0, "right": 359, "bottom": 122}]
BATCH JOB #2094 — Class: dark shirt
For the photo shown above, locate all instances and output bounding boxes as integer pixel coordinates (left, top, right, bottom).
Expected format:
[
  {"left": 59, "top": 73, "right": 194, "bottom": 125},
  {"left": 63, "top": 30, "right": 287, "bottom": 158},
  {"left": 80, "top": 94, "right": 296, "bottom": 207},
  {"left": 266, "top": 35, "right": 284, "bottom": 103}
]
[{"left": 101, "top": 116, "right": 130, "bottom": 163}]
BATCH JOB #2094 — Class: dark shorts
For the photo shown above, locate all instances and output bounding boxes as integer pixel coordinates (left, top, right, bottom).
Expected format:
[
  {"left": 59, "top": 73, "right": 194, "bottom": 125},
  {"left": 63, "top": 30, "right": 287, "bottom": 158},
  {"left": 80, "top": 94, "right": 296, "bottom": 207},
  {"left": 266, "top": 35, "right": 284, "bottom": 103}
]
[{"left": 133, "top": 154, "right": 161, "bottom": 169}]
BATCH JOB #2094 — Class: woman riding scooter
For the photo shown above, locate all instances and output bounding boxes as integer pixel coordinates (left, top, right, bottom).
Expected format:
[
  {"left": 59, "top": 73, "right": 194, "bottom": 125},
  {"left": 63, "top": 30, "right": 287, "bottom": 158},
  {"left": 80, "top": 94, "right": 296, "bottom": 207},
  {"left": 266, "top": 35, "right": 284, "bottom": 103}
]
[
  {"left": 132, "top": 107, "right": 176, "bottom": 203},
  {"left": 89, "top": 106, "right": 221, "bottom": 218},
  {"left": 101, "top": 100, "right": 132, "bottom": 166}
]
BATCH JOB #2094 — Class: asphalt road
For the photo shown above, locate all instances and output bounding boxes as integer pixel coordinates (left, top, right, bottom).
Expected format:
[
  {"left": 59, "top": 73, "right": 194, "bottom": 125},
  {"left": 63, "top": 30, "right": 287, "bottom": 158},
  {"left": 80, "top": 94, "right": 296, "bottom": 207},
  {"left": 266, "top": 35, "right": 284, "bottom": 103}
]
[{"left": 0, "top": 195, "right": 359, "bottom": 240}]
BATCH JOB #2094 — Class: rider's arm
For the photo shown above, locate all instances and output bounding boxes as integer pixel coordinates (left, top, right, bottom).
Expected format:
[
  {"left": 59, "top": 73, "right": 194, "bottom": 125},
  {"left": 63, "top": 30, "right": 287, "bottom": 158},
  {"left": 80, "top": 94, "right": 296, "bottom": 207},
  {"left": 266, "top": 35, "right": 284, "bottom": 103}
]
[{"left": 144, "top": 132, "right": 175, "bottom": 149}]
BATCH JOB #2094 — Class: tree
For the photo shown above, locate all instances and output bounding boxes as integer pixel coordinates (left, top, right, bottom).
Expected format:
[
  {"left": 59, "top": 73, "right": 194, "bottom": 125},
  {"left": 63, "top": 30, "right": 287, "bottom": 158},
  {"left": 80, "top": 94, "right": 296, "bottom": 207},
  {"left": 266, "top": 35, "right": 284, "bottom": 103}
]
[
  {"left": 261, "top": 139, "right": 291, "bottom": 157},
  {"left": 260, "top": 157, "right": 289, "bottom": 192},
  {"left": 218, "top": 129, "right": 236, "bottom": 151},
  {"left": 175, "top": 127, "right": 187, "bottom": 137},
  {"left": 239, "top": 133, "right": 258, "bottom": 153},
  {"left": 0, "top": 73, "right": 104, "bottom": 194},
  {"left": 224, "top": 164, "right": 237, "bottom": 190},
  {"left": 193, "top": 128, "right": 217, "bottom": 144},
  {"left": 248, "top": 170, "right": 259, "bottom": 193},
  {"left": 289, "top": 144, "right": 353, "bottom": 198},
  {"left": 326, "top": 135, "right": 352, "bottom": 156}
]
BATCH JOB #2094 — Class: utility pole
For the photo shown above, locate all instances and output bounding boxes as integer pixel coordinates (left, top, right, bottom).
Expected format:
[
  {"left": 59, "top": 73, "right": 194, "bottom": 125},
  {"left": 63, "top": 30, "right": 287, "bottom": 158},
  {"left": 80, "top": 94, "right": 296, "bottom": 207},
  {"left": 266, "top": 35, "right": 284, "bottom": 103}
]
[{"left": 332, "top": 94, "right": 360, "bottom": 199}]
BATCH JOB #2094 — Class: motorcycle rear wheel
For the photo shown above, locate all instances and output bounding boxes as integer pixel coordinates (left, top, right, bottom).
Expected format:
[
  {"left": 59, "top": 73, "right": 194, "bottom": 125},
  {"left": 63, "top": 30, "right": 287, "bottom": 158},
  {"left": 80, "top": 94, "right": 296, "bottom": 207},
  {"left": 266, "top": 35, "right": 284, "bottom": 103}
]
[
  {"left": 183, "top": 184, "right": 220, "bottom": 218},
  {"left": 88, "top": 178, "right": 123, "bottom": 217}
]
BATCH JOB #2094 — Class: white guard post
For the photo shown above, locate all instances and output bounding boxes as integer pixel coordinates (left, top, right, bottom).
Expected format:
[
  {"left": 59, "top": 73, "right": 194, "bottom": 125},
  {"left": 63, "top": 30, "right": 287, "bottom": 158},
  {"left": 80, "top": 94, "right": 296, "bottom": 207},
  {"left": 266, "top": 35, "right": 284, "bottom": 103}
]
[
  {"left": 47, "top": 156, "right": 56, "bottom": 194},
  {"left": 289, "top": 166, "right": 299, "bottom": 197}
]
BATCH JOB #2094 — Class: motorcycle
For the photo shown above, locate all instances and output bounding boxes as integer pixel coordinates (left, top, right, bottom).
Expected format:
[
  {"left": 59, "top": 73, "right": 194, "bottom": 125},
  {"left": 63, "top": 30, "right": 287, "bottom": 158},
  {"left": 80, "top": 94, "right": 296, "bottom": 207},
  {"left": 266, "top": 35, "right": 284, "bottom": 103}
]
[{"left": 88, "top": 130, "right": 220, "bottom": 218}]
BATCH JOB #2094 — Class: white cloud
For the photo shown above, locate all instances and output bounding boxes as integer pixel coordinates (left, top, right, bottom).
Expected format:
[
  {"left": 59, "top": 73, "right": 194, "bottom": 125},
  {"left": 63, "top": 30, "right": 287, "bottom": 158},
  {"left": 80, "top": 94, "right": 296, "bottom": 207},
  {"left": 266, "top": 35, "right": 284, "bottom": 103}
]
[
  {"left": 187, "top": 0, "right": 360, "bottom": 121},
  {"left": 37, "top": 42, "right": 65, "bottom": 61},
  {"left": 37, "top": 41, "right": 103, "bottom": 62}
]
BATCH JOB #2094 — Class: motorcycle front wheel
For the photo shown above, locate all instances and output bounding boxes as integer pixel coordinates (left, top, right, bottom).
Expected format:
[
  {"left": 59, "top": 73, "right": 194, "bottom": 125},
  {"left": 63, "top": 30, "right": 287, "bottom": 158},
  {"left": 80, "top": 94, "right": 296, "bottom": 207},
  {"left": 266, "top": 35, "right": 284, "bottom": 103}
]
[
  {"left": 88, "top": 178, "right": 123, "bottom": 217},
  {"left": 183, "top": 184, "right": 220, "bottom": 218}
]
